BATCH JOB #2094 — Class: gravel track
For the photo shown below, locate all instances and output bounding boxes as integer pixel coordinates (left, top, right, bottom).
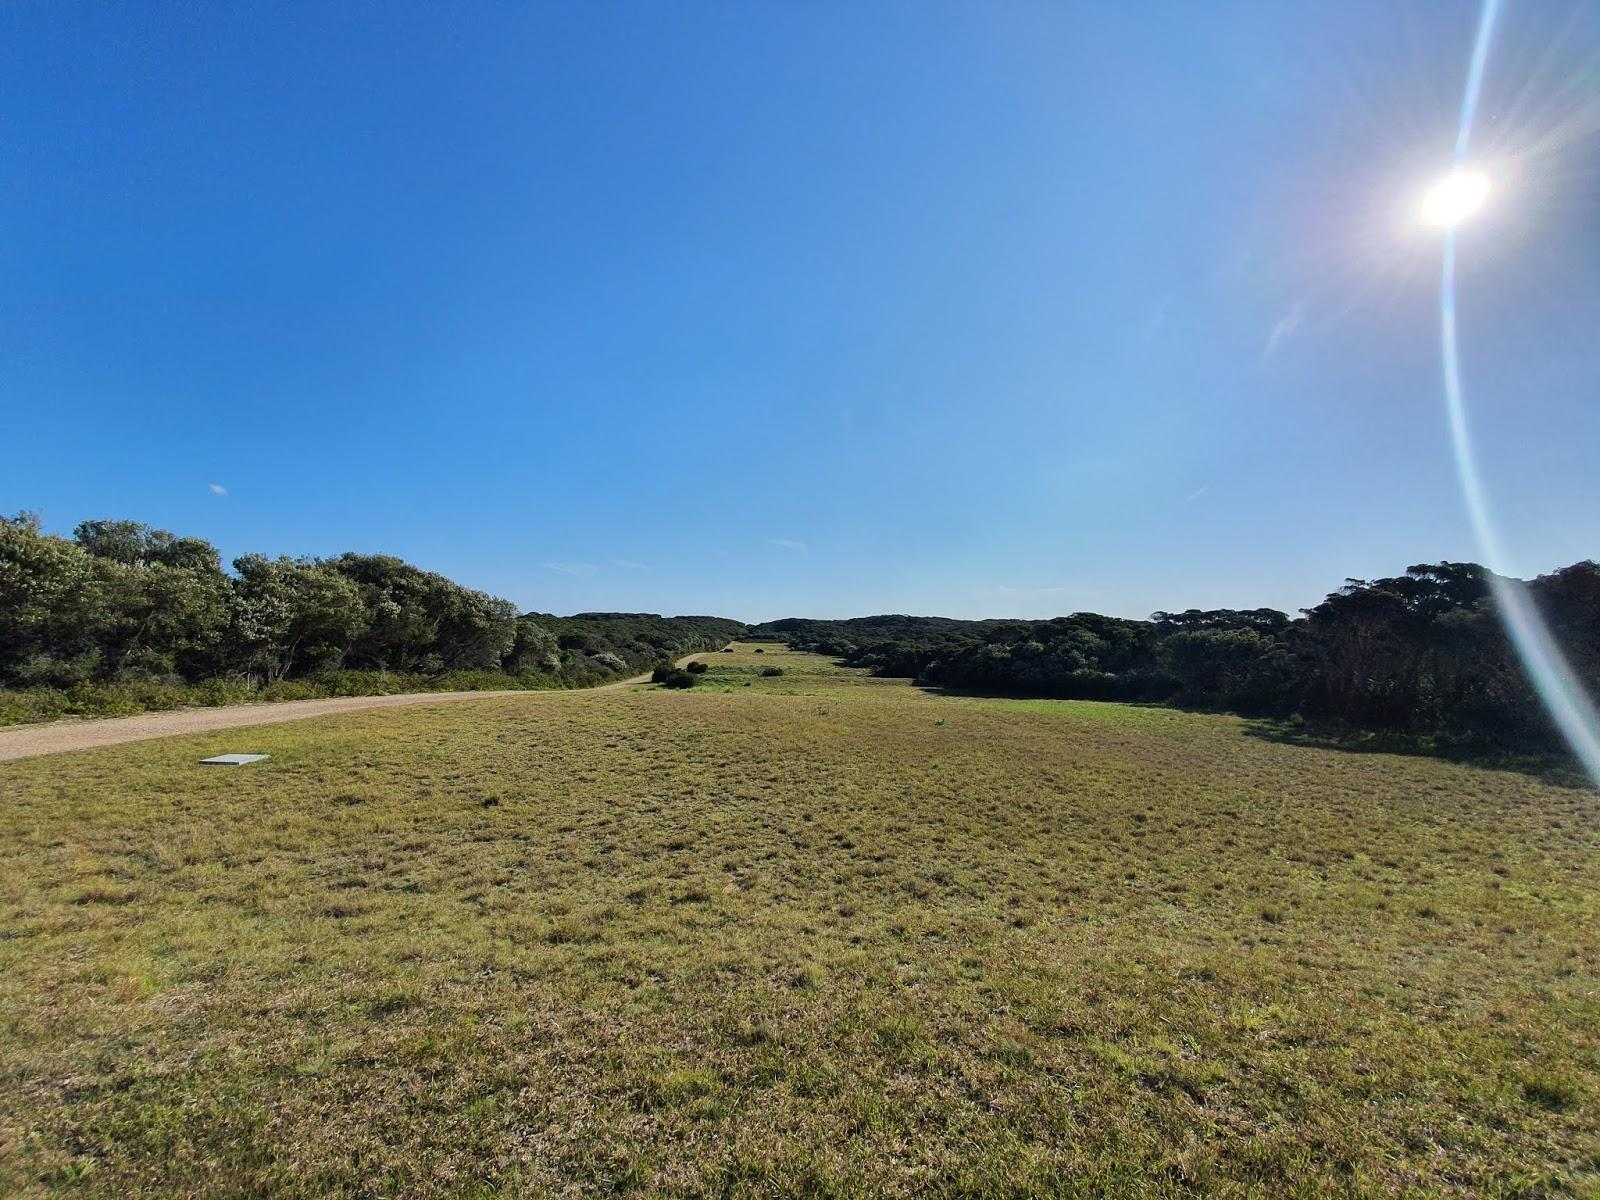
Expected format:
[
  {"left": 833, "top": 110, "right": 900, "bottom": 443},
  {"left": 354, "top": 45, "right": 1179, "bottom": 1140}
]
[{"left": 0, "top": 658, "right": 701, "bottom": 763}]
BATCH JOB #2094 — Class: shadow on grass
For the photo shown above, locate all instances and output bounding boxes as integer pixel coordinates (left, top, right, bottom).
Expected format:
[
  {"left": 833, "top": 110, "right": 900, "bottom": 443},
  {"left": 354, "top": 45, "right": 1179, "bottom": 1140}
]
[
  {"left": 916, "top": 680, "right": 1593, "bottom": 790},
  {"left": 1241, "top": 718, "right": 1592, "bottom": 790},
  {"left": 913, "top": 682, "right": 1167, "bottom": 706}
]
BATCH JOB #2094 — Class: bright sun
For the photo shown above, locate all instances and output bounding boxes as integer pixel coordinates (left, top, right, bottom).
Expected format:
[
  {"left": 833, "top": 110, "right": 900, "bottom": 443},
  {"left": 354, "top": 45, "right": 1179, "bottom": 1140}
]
[{"left": 1419, "top": 169, "right": 1490, "bottom": 228}]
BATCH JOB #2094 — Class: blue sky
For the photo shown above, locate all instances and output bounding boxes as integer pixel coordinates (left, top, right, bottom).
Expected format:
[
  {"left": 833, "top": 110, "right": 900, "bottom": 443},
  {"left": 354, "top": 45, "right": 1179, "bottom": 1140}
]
[{"left": 5, "top": 2, "right": 1598, "bottom": 621}]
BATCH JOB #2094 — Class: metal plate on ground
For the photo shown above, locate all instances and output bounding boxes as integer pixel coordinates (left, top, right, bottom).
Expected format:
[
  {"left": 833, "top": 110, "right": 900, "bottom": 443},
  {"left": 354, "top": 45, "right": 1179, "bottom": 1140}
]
[{"left": 198, "top": 753, "right": 271, "bottom": 766}]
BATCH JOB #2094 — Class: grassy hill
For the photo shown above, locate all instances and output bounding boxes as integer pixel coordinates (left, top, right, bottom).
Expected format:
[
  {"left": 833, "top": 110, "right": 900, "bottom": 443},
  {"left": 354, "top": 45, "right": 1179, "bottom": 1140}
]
[{"left": 1, "top": 645, "right": 1595, "bottom": 1197}]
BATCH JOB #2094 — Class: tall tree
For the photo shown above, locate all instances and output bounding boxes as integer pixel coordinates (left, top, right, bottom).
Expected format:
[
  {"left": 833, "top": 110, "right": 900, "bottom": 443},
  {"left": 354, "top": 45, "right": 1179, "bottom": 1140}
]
[{"left": 228, "top": 556, "right": 369, "bottom": 682}]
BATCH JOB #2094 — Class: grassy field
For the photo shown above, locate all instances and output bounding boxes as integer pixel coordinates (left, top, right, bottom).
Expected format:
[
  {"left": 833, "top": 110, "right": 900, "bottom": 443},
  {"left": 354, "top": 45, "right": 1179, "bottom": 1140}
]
[{"left": 1, "top": 644, "right": 1596, "bottom": 1198}]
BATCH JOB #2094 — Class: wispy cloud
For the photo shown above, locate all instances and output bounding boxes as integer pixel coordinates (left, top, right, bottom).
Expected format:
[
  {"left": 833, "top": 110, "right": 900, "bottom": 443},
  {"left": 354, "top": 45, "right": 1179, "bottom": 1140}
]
[
  {"left": 1184, "top": 485, "right": 1209, "bottom": 504},
  {"left": 1262, "top": 301, "right": 1306, "bottom": 360},
  {"left": 543, "top": 561, "right": 599, "bottom": 576},
  {"left": 207, "top": 482, "right": 227, "bottom": 496},
  {"left": 612, "top": 558, "right": 650, "bottom": 571},
  {"left": 767, "top": 538, "right": 807, "bottom": 552}
]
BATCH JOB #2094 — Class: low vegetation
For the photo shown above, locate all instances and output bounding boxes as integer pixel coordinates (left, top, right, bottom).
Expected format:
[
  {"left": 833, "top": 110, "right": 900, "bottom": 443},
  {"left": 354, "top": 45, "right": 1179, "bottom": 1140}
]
[
  {"left": 649, "top": 662, "right": 702, "bottom": 689},
  {"left": 1, "top": 645, "right": 1594, "bottom": 1197},
  {"left": 0, "top": 669, "right": 576, "bottom": 727},
  {"left": 753, "top": 560, "right": 1600, "bottom": 754},
  {"left": 10, "top": 511, "right": 1597, "bottom": 754},
  {"left": 0, "top": 514, "right": 739, "bottom": 724}
]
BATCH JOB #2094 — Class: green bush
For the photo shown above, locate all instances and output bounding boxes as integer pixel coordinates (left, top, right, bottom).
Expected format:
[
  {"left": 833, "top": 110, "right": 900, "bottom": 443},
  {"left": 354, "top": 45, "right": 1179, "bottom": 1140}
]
[
  {"left": 0, "top": 689, "right": 73, "bottom": 726},
  {"left": 432, "top": 670, "right": 525, "bottom": 692},
  {"left": 10, "top": 653, "right": 100, "bottom": 689},
  {"left": 659, "top": 670, "right": 698, "bottom": 689},
  {"left": 686, "top": 660, "right": 708, "bottom": 674},
  {"left": 65, "top": 683, "right": 148, "bottom": 717},
  {"left": 0, "top": 667, "right": 610, "bottom": 727},
  {"left": 650, "top": 662, "right": 678, "bottom": 684},
  {"left": 760, "top": 666, "right": 784, "bottom": 677},
  {"left": 192, "top": 678, "right": 258, "bottom": 707},
  {"left": 503, "top": 670, "right": 568, "bottom": 690},
  {"left": 313, "top": 670, "right": 428, "bottom": 697},
  {"left": 123, "top": 681, "right": 193, "bottom": 711},
  {"left": 260, "top": 680, "right": 321, "bottom": 702}
]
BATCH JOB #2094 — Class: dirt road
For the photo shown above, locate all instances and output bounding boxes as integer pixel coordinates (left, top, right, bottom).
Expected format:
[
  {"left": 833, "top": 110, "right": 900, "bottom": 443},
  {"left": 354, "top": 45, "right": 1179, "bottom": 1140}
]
[{"left": 0, "top": 655, "right": 708, "bottom": 763}]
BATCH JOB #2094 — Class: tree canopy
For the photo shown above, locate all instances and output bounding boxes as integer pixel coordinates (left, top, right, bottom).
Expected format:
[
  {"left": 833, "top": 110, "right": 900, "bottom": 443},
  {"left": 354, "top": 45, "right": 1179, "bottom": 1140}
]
[
  {"left": 4, "top": 511, "right": 1596, "bottom": 752},
  {"left": 751, "top": 561, "right": 1600, "bottom": 752},
  {"left": 0, "top": 514, "right": 739, "bottom": 691}
]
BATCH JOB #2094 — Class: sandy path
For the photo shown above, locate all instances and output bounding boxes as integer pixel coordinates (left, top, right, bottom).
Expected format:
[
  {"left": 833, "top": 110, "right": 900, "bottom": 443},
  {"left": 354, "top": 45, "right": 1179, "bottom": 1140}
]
[{"left": 0, "top": 655, "right": 708, "bottom": 763}]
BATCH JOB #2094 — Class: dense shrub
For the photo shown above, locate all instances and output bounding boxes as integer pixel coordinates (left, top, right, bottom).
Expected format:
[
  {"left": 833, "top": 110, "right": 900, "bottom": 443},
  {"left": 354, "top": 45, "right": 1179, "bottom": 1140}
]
[
  {"left": 530, "top": 614, "right": 745, "bottom": 676},
  {"left": 0, "top": 689, "right": 72, "bottom": 725},
  {"left": 191, "top": 678, "right": 256, "bottom": 707},
  {"left": 760, "top": 666, "right": 784, "bottom": 677},
  {"left": 0, "top": 513, "right": 749, "bottom": 704},
  {"left": 313, "top": 670, "right": 429, "bottom": 697},
  {"left": 430, "top": 669, "right": 532, "bottom": 692},
  {"left": 658, "top": 670, "right": 698, "bottom": 689},
  {"left": 686, "top": 660, "right": 708, "bottom": 674},
  {"left": 0, "top": 666, "right": 622, "bottom": 728},
  {"left": 751, "top": 561, "right": 1600, "bottom": 752},
  {"left": 259, "top": 680, "right": 321, "bottom": 702},
  {"left": 69, "top": 681, "right": 190, "bottom": 716}
]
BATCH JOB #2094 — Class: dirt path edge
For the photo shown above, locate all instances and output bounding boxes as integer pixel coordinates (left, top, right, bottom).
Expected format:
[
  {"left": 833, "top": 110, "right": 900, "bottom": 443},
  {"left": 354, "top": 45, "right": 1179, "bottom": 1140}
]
[{"left": 0, "top": 653, "right": 712, "bottom": 763}]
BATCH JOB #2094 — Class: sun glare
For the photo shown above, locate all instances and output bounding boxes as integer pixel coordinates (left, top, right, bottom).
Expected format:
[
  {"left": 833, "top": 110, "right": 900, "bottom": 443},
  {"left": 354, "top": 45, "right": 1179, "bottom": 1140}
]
[{"left": 1419, "top": 169, "right": 1490, "bottom": 228}]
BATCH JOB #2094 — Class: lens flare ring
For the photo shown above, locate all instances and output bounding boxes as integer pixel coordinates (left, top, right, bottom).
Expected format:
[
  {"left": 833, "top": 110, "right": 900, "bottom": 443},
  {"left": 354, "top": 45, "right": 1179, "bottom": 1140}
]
[{"left": 1441, "top": 0, "right": 1600, "bottom": 785}]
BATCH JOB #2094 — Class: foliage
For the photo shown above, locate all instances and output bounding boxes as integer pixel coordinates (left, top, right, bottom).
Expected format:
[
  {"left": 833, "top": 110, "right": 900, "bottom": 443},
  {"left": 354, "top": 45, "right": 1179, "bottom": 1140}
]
[
  {"left": 0, "top": 513, "right": 748, "bottom": 718},
  {"left": 333, "top": 553, "right": 518, "bottom": 674},
  {"left": 0, "top": 670, "right": 573, "bottom": 727},
  {"left": 228, "top": 555, "right": 367, "bottom": 682},
  {"left": 6, "top": 509, "right": 1598, "bottom": 753},
  {"left": 533, "top": 612, "right": 743, "bottom": 678},
  {"left": 752, "top": 561, "right": 1600, "bottom": 753}
]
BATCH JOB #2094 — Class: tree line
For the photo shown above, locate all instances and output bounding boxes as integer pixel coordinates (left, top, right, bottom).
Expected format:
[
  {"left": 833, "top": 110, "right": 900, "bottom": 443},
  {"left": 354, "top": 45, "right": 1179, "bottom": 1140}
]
[
  {"left": 0, "top": 513, "right": 740, "bottom": 698},
  {"left": 752, "top": 560, "right": 1600, "bottom": 752},
  {"left": 6, "top": 510, "right": 1595, "bottom": 752}
]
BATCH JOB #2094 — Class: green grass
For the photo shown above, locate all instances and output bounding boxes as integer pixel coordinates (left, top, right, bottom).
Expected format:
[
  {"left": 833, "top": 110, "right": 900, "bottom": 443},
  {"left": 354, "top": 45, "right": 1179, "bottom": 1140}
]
[{"left": 1, "top": 644, "right": 1596, "bottom": 1197}]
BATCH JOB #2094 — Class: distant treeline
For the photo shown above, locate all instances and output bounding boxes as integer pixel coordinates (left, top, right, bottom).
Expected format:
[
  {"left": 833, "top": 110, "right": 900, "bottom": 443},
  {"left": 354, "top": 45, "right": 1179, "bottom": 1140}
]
[
  {"left": 528, "top": 611, "right": 747, "bottom": 678},
  {"left": 0, "top": 513, "right": 740, "bottom": 693},
  {"left": 7, "top": 510, "right": 1596, "bottom": 751},
  {"left": 752, "top": 561, "right": 1600, "bottom": 751}
]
